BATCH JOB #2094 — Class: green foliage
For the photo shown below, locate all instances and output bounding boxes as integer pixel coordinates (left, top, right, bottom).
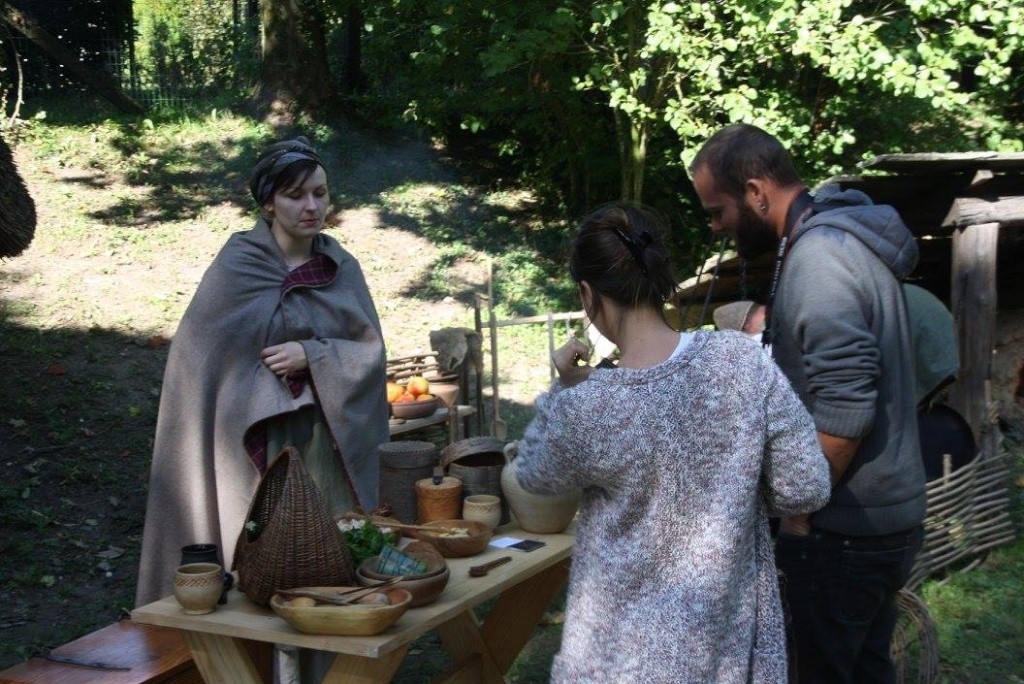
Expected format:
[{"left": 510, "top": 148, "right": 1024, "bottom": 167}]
[
  {"left": 340, "top": 520, "right": 400, "bottom": 566},
  {"left": 356, "top": 0, "right": 1023, "bottom": 233},
  {"left": 133, "top": 0, "right": 259, "bottom": 97}
]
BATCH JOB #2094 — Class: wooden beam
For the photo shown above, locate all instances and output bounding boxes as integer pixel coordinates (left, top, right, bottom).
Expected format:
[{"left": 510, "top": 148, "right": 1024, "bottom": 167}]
[
  {"left": 948, "top": 222, "right": 999, "bottom": 446},
  {"left": 942, "top": 196, "right": 1024, "bottom": 230},
  {"left": 0, "top": 1, "right": 145, "bottom": 115}
]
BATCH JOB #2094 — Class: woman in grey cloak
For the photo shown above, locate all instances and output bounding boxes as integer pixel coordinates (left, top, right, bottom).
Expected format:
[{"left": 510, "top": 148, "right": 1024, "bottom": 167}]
[{"left": 135, "top": 137, "right": 389, "bottom": 606}]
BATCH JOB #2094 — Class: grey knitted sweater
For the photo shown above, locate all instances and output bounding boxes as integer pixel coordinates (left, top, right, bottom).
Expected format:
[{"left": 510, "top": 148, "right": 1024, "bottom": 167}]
[{"left": 515, "top": 331, "right": 830, "bottom": 683}]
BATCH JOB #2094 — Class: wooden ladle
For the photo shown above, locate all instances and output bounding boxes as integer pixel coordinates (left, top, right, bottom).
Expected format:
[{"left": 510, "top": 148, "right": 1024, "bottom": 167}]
[{"left": 468, "top": 556, "right": 512, "bottom": 578}]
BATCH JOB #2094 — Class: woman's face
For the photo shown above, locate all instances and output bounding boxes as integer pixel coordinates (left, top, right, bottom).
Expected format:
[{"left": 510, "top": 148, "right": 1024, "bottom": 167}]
[{"left": 264, "top": 165, "right": 329, "bottom": 244}]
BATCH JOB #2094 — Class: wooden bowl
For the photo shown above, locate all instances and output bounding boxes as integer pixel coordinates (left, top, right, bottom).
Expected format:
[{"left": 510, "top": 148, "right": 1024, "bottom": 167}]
[
  {"left": 270, "top": 587, "right": 412, "bottom": 636},
  {"left": 356, "top": 561, "right": 450, "bottom": 607},
  {"left": 413, "top": 519, "right": 492, "bottom": 558},
  {"left": 359, "top": 541, "right": 447, "bottom": 580},
  {"left": 391, "top": 397, "right": 440, "bottom": 420}
]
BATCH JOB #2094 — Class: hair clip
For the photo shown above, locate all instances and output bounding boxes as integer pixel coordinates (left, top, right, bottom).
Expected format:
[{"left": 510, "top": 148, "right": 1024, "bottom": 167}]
[{"left": 610, "top": 226, "right": 651, "bottom": 276}]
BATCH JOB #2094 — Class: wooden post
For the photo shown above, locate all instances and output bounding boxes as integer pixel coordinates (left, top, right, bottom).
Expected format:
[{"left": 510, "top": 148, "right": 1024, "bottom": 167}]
[
  {"left": 0, "top": 1, "right": 145, "bottom": 115},
  {"left": 948, "top": 222, "right": 999, "bottom": 452}
]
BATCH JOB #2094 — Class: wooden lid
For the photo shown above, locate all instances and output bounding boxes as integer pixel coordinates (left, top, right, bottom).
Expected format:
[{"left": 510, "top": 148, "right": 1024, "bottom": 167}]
[{"left": 440, "top": 437, "right": 506, "bottom": 468}]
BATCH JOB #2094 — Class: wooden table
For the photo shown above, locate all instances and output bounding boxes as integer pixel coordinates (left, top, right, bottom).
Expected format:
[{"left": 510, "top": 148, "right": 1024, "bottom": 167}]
[
  {"left": 132, "top": 526, "right": 572, "bottom": 683},
  {"left": 388, "top": 405, "right": 476, "bottom": 443}
]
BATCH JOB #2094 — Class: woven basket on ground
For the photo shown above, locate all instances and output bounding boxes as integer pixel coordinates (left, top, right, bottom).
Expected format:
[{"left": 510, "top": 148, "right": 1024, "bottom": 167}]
[
  {"left": 378, "top": 440, "right": 439, "bottom": 524},
  {"left": 232, "top": 446, "right": 354, "bottom": 606},
  {"left": 891, "top": 589, "right": 940, "bottom": 684},
  {"left": 441, "top": 437, "right": 510, "bottom": 524}
]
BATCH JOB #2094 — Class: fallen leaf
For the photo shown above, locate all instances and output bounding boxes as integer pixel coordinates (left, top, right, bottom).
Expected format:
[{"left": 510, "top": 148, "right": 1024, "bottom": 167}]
[
  {"left": 146, "top": 335, "right": 170, "bottom": 348},
  {"left": 540, "top": 610, "right": 565, "bottom": 626},
  {"left": 39, "top": 575, "right": 56, "bottom": 587},
  {"left": 8, "top": 418, "right": 26, "bottom": 429},
  {"left": 96, "top": 546, "right": 124, "bottom": 560},
  {"left": 84, "top": 518, "right": 98, "bottom": 526},
  {"left": 45, "top": 363, "right": 68, "bottom": 376},
  {"left": 127, "top": 406, "right": 141, "bottom": 417}
]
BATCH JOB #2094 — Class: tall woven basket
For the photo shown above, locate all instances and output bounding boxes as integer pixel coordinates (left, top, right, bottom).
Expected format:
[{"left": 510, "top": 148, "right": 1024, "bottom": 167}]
[
  {"left": 378, "top": 440, "right": 439, "bottom": 524},
  {"left": 442, "top": 437, "right": 510, "bottom": 524},
  {"left": 233, "top": 447, "right": 353, "bottom": 606}
]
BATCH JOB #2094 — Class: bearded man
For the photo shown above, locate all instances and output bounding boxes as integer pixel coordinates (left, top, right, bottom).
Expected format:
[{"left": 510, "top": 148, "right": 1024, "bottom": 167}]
[{"left": 690, "top": 123, "right": 926, "bottom": 684}]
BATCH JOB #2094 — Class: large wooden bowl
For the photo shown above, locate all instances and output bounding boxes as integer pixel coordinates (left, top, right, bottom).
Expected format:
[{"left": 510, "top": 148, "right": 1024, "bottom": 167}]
[
  {"left": 412, "top": 519, "right": 492, "bottom": 558},
  {"left": 391, "top": 397, "right": 440, "bottom": 420},
  {"left": 356, "top": 560, "right": 450, "bottom": 607},
  {"left": 270, "top": 587, "right": 412, "bottom": 636}
]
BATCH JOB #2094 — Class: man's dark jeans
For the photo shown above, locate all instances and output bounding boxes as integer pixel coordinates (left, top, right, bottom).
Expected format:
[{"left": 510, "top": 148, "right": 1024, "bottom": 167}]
[{"left": 775, "top": 525, "right": 924, "bottom": 684}]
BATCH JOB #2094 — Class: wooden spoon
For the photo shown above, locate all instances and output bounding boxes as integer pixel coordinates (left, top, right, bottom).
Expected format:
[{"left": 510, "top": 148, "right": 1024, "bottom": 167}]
[
  {"left": 276, "top": 576, "right": 405, "bottom": 606},
  {"left": 468, "top": 556, "right": 512, "bottom": 577},
  {"left": 344, "top": 514, "right": 463, "bottom": 536}
]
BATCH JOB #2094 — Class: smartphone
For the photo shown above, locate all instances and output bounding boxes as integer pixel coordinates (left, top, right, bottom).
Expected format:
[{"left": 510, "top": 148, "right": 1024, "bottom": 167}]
[{"left": 510, "top": 539, "right": 546, "bottom": 552}]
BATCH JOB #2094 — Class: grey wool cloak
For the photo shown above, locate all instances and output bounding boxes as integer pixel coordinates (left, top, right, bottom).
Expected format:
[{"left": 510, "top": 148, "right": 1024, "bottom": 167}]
[{"left": 135, "top": 220, "right": 389, "bottom": 606}]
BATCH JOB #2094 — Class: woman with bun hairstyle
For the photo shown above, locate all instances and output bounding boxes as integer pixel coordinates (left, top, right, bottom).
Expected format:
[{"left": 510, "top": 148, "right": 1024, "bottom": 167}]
[
  {"left": 513, "top": 203, "right": 830, "bottom": 683},
  {"left": 136, "top": 137, "right": 388, "bottom": 606}
]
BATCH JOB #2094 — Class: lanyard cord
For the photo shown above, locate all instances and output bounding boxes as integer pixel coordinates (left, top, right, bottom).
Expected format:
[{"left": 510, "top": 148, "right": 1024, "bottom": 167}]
[{"left": 761, "top": 190, "right": 815, "bottom": 349}]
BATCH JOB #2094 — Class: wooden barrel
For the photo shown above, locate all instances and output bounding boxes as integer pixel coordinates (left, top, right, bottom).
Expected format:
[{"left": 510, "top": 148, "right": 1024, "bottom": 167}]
[{"left": 378, "top": 441, "right": 439, "bottom": 524}]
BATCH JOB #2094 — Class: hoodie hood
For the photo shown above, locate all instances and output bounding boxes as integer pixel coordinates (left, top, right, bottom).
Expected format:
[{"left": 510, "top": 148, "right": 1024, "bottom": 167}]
[{"left": 793, "top": 183, "right": 919, "bottom": 278}]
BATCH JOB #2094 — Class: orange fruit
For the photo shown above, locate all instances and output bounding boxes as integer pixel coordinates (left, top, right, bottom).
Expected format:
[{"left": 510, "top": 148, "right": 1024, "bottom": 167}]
[
  {"left": 416, "top": 393, "right": 435, "bottom": 401},
  {"left": 406, "top": 376, "right": 430, "bottom": 397},
  {"left": 386, "top": 381, "right": 403, "bottom": 404},
  {"left": 395, "top": 393, "right": 416, "bottom": 403}
]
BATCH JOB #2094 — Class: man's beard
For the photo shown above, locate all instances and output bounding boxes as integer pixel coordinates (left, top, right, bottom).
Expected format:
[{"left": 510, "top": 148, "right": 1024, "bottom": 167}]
[{"left": 733, "top": 202, "right": 779, "bottom": 260}]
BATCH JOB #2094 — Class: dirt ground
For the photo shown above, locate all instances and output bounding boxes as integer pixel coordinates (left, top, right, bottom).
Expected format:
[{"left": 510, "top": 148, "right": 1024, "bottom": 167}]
[{"left": 0, "top": 111, "right": 558, "bottom": 676}]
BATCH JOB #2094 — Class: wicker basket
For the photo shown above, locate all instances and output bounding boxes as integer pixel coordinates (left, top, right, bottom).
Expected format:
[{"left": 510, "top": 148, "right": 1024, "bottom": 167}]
[
  {"left": 378, "top": 441, "right": 439, "bottom": 524},
  {"left": 232, "top": 447, "right": 354, "bottom": 606},
  {"left": 415, "top": 476, "right": 463, "bottom": 523},
  {"left": 441, "top": 437, "right": 510, "bottom": 524},
  {"left": 891, "top": 589, "right": 939, "bottom": 684}
]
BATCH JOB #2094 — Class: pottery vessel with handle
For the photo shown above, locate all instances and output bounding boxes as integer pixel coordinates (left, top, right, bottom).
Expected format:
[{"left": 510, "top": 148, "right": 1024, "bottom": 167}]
[{"left": 500, "top": 441, "right": 579, "bottom": 534}]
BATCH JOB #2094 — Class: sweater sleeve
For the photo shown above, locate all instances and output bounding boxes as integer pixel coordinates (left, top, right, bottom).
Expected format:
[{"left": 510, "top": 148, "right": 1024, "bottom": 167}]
[
  {"left": 782, "top": 230, "right": 880, "bottom": 438},
  {"left": 513, "top": 380, "right": 593, "bottom": 495},
  {"left": 760, "top": 360, "right": 832, "bottom": 517}
]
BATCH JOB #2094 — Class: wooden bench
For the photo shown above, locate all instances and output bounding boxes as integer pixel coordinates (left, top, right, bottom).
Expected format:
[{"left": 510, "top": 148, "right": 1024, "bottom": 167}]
[{"left": 0, "top": 620, "right": 272, "bottom": 684}]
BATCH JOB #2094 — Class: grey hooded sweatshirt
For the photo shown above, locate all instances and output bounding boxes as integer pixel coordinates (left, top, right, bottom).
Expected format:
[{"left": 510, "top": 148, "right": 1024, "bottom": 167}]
[{"left": 771, "top": 184, "right": 927, "bottom": 536}]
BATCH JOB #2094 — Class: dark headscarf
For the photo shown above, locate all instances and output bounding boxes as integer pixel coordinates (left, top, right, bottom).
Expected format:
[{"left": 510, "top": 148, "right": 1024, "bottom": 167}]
[{"left": 248, "top": 136, "right": 323, "bottom": 207}]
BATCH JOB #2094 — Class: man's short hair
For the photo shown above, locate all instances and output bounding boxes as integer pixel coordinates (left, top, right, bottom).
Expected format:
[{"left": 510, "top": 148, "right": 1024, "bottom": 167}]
[{"left": 689, "top": 123, "right": 802, "bottom": 198}]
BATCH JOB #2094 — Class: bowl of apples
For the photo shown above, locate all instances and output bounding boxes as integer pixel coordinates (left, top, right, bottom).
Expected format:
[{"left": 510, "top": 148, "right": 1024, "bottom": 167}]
[{"left": 388, "top": 375, "right": 441, "bottom": 419}]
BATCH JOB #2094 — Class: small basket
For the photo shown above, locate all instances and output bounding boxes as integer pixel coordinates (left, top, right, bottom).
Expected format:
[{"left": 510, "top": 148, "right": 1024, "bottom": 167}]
[
  {"left": 378, "top": 441, "right": 439, "bottom": 524},
  {"left": 441, "top": 437, "right": 509, "bottom": 524},
  {"left": 233, "top": 447, "right": 354, "bottom": 606},
  {"left": 415, "top": 475, "right": 463, "bottom": 523}
]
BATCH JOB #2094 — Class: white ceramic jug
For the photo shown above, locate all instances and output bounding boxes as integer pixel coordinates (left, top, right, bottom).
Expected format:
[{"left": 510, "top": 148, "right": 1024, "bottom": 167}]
[{"left": 500, "top": 441, "right": 579, "bottom": 534}]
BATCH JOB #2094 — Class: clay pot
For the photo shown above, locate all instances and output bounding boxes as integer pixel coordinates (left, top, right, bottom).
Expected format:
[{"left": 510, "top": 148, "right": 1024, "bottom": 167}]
[
  {"left": 461, "top": 494, "right": 502, "bottom": 530},
  {"left": 173, "top": 563, "right": 224, "bottom": 615},
  {"left": 500, "top": 442, "right": 579, "bottom": 534}
]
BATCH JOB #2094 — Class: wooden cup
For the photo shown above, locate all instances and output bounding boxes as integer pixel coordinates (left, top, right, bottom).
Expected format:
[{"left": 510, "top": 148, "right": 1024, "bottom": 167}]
[{"left": 173, "top": 562, "right": 224, "bottom": 615}]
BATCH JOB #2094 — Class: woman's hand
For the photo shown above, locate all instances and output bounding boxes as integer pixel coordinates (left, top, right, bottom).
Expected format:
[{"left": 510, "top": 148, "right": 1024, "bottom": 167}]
[
  {"left": 552, "top": 338, "right": 594, "bottom": 388},
  {"left": 260, "top": 342, "right": 309, "bottom": 377}
]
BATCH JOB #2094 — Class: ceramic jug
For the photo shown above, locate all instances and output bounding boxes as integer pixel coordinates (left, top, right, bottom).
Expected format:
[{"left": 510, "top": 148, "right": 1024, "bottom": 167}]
[{"left": 500, "top": 441, "right": 579, "bottom": 534}]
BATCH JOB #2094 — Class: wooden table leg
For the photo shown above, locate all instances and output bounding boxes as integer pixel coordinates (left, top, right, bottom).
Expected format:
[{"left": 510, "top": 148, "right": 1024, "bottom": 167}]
[
  {"left": 435, "top": 610, "right": 506, "bottom": 683},
  {"left": 479, "top": 558, "right": 570, "bottom": 672},
  {"left": 183, "top": 631, "right": 262, "bottom": 684},
  {"left": 322, "top": 645, "right": 409, "bottom": 683}
]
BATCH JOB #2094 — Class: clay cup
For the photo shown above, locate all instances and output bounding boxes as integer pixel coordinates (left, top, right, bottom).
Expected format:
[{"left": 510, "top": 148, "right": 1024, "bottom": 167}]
[
  {"left": 173, "top": 562, "right": 224, "bottom": 615},
  {"left": 461, "top": 494, "right": 502, "bottom": 530}
]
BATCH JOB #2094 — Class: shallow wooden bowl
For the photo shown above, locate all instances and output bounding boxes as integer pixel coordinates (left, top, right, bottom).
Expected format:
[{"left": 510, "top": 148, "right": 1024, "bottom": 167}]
[
  {"left": 359, "top": 542, "right": 447, "bottom": 580},
  {"left": 391, "top": 397, "right": 440, "bottom": 420},
  {"left": 413, "top": 519, "right": 492, "bottom": 558},
  {"left": 270, "top": 587, "right": 412, "bottom": 636},
  {"left": 357, "top": 562, "right": 450, "bottom": 607}
]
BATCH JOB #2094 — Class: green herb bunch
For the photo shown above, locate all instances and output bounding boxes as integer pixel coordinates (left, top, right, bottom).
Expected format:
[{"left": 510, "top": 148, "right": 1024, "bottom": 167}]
[{"left": 338, "top": 519, "right": 399, "bottom": 566}]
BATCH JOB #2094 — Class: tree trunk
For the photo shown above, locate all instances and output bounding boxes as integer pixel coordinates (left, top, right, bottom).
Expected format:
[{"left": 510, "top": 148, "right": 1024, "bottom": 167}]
[
  {"left": 258, "top": 0, "right": 341, "bottom": 121},
  {"left": 0, "top": 0, "right": 144, "bottom": 114},
  {"left": 343, "top": 3, "right": 363, "bottom": 93}
]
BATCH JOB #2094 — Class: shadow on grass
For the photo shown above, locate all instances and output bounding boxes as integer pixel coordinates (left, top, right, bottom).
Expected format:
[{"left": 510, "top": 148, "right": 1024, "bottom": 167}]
[{"left": 0, "top": 317, "right": 165, "bottom": 669}]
